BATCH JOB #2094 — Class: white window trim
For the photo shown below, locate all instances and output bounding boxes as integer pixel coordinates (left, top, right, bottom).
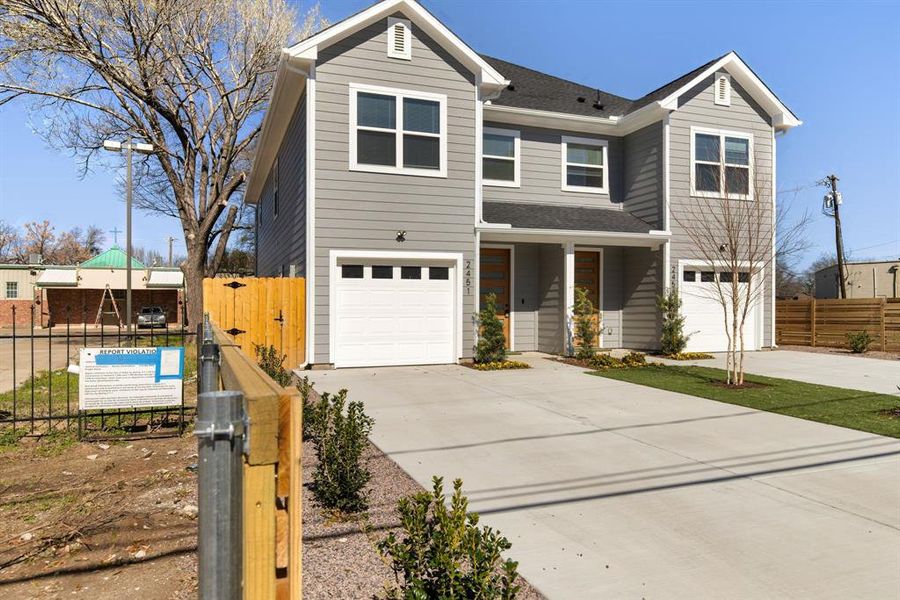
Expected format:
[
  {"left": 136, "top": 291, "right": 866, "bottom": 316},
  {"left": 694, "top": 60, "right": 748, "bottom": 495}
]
[
  {"left": 689, "top": 126, "right": 753, "bottom": 200},
  {"left": 386, "top": 17, "right": 411, "bottom": 61},
  {"left": 348, "top": 82, "right": 448, "bottom": 178},
  {"left": 6, "top": 281, "right": 18, "bottom": 299},
  {"left": 561, "top": 135, "right": 608, "bottom": 194},
  {"left": 482, "top": 126, "right": 520, "bottom": 188},
  {"left": 714, "top": 72, "right": 732, "bottom": 106}
]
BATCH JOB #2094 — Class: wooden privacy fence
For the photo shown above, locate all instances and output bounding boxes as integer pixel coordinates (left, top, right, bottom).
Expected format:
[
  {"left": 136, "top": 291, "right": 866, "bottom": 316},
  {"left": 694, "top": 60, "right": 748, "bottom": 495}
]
[
  {"left": 214, "top": 326, "right": 302, "bottom": 599},
  {"left": 204, "top": 277, "right": 306, "bottom": 368},
  {"left": 776, "top": 298, "right": 900, "bottom": 351}
]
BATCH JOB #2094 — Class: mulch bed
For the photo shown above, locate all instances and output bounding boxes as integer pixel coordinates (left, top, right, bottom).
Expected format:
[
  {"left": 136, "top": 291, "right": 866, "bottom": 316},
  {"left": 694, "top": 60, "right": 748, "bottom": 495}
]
[
  {"left": 302, "top": 440, "right": 545, "bottom": 600},
  {"left": 779, "top": 344, "right": 900, "bottom": 361}
]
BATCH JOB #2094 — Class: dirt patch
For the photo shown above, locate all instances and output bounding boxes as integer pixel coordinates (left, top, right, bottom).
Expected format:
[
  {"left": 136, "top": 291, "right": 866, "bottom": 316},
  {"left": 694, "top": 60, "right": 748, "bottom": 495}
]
[
  {"left": 0, "top": 433, "right": 199, "bottom": 599},
  {"left": 778, "top": 345, "right": 900, "bottom": 361},
  {"left": 303, "top": 440, "right": 545, "bottom": 600},
  {"left": 879, "top": 407, "right": 900, "bottom": 419}
]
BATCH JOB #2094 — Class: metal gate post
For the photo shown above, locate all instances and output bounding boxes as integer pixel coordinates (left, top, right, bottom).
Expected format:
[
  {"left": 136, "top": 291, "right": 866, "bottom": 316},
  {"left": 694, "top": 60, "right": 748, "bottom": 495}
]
[
  {"left": 196, "top": 390, "right": 244, "bottom": 600},
  {"left": 199, "top": 314, "right": 220, "bottom": 395}
]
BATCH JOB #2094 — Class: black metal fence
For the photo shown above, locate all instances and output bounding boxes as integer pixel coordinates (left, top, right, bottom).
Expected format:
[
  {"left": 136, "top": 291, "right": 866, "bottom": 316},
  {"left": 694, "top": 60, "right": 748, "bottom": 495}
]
[{"left": 1, "top": 304, "right": 196, "bottom": 438}]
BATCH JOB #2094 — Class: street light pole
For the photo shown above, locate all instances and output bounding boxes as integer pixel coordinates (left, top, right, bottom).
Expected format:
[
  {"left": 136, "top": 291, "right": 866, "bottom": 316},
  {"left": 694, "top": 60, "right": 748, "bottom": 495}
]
[
  {"left": 126, "top": 136, "right": 133, "bottom": 335},
  {"left": 103, "top": 138, "right": 154, "bottom": 338}
]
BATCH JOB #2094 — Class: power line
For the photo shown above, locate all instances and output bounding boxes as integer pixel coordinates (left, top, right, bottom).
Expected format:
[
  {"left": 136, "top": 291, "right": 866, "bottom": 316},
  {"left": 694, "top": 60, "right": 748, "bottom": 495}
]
[{"left": 847, "top": 240, "right": 900, "bottom": 254}]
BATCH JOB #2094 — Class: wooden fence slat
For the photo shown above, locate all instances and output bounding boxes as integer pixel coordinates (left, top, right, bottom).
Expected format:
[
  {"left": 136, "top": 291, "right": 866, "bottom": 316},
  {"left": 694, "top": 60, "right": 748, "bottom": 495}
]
[
  {"left": 777, "top": 297, "right": 898, "bottom": 350},
  {"left": 243, "top": 463, "right": 276, "bottom": 600}
]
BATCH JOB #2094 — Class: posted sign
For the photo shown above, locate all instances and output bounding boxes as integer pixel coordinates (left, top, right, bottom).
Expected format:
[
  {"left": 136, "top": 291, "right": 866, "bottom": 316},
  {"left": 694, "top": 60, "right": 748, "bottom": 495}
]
[{"left": 79, "top": 347, "right": 184, "bottom": 410}]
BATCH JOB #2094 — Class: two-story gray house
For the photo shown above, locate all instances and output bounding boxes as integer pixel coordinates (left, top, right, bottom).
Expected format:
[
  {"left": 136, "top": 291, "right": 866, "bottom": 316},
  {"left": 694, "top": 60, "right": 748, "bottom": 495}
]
[{"left": 246, "top": 0, "right": 801, "bottom": 368}]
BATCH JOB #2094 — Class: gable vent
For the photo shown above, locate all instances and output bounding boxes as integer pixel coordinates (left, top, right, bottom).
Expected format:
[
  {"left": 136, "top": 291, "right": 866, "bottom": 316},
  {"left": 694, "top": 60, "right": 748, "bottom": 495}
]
[
  {"left": 387, "top": 17, "right": 411, "bottom": 60},
  {"left": 714, "top": 72, "right": 731, "bottom": 106}
]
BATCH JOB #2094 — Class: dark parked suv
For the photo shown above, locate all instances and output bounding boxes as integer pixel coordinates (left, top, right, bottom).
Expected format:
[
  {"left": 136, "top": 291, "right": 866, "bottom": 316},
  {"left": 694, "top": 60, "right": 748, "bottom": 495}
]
[{"left": 137, "top": 306, "right": 167, "bottom": 329}]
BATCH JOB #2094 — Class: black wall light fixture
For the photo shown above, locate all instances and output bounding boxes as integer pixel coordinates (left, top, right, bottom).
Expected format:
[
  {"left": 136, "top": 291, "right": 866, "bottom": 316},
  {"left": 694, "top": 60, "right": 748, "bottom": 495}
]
[{"left": 396, "top": 230, "right": 407, "bottom": 242}]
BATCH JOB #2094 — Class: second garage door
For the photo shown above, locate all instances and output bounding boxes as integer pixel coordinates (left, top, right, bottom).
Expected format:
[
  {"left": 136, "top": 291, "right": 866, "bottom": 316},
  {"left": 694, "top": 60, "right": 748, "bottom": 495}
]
[
  {"left": 681, "top": 268, "right": 760, "bottom": 352},
  {"left": 332, "top": 260, "right": 456, "bottom": 368}
]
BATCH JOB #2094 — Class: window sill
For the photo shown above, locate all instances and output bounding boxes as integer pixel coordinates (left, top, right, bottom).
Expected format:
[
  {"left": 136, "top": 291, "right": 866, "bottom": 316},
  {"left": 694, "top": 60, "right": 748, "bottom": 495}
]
[
  {"left": 561, "top": 185, "right": 608, "bottom": 195},
  {"left": 350, "top": 164, "right": 447, "bottom": 178},
  {"left": 484, "top": 180, "right": 520, "bottom": 188},
  {"left": 690, "top": 190, "right": 751, "bottom": 201}
]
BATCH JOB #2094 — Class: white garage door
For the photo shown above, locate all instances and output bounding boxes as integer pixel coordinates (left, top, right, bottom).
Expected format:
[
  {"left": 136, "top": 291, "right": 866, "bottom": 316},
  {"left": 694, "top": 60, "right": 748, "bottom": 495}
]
[
  {"left": 333, "top": 260, "right": 456, "bottom": 368},
  {"left": 681, "top": 268, "right": 760, "bottom": 352}
]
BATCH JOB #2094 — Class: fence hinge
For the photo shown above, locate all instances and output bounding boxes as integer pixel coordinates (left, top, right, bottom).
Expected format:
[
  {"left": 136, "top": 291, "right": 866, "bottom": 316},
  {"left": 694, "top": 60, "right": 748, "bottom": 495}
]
[
  {"left": 224, "top": 327, "right": 245, "bottom": 337},
  {"left": 224, "top": 281, "right": 246, "bottom": 289},
  {"left": 194, "top": 418, "right": 245, "bottom": 442}
]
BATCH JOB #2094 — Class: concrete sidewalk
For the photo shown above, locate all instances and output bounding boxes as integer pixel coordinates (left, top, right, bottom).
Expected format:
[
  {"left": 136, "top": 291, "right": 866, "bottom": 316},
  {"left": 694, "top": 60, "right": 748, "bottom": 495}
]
[
  {"left": 309, "top": 354, "right": 900, "bottom": 599},
  {"left": 656, "top": 349, "right": 900, "bottom": 395}
]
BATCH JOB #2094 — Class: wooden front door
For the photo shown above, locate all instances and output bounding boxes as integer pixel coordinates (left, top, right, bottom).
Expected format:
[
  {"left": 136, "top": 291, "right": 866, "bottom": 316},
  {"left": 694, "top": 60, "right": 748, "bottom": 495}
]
[
  {"left": 574, "top": 251, "right": 601, "bottom": 346},
  {"left": 479, "top": 247, "right": 511, "bottom": 348}
]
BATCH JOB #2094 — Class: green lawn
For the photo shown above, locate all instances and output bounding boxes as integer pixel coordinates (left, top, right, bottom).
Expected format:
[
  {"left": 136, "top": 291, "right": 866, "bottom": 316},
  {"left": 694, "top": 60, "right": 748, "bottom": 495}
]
[{"left": 594, "top": 365, "right": 900, "bottom": 438}]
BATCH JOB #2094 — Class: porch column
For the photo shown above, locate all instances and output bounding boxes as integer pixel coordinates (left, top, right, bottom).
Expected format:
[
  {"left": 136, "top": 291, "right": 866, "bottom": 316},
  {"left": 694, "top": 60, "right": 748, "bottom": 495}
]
[{"left": 563, "top": 241, "right": 575, "bottom": 356}]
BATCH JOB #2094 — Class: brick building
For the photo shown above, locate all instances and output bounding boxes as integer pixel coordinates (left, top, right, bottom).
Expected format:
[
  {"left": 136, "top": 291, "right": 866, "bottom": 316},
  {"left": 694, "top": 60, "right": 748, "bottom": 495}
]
[{"left": 0, "top": 247, "right": 185, "bottom": 328}]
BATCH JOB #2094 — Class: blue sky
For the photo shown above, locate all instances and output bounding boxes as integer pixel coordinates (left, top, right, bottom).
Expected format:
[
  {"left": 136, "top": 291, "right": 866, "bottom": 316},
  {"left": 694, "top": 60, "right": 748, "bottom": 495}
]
[{"left": 1, "top": 0, "right": 898, "bottom": 268}]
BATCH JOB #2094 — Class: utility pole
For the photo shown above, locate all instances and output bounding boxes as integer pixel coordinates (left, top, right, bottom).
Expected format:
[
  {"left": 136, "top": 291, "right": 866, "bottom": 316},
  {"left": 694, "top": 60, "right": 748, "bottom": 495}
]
[
  {"left": 168, "top": 236, "right": 176, "bottom": 267},
  {"left": 826, "top": 174, "right": 848, "bottom": 299}
]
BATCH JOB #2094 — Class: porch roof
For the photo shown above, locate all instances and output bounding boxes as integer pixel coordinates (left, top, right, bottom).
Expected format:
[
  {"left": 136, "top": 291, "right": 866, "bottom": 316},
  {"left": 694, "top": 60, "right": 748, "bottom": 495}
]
[{"left": 482, "top": 201, "right": 653, "bottom": 233}]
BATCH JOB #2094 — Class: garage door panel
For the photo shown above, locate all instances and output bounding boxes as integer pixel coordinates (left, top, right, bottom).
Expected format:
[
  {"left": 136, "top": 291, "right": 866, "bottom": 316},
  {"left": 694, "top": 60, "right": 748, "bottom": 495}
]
[
  {"left": 333, "top": 259, "right": 456, "bottom": 368},
  {"left": 682, "top": 275, "right": 759, "bottom": 353}
]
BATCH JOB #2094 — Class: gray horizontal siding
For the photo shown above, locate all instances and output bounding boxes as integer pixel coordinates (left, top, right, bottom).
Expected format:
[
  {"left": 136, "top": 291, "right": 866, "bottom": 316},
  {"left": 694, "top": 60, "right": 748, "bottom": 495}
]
[
  {"left": 621, "top": 247, "right": 662, "bottom": 349},
  {"left": 511, "top": 243, "right": 538, "bottom": 351},
  {"left": 313, "top": 12, "right": 477, "bottom": 363},
  {"left": 669, "top": 74, "right": 775, "bottom": 346},
  {"left": 483, "top": 122, "right": 623, "bottom": 209},
  {"left": 537, "top": 244, "right": 564, "bottom": 354},
  {"left": 257, "top": 96, "right": 306, "bottom": 278},
  {"left": 623, "top": 121, "right": 663, "bottom": 229},
  {"left": 601, "top": 247, "right": 623, "bottom": 348}
]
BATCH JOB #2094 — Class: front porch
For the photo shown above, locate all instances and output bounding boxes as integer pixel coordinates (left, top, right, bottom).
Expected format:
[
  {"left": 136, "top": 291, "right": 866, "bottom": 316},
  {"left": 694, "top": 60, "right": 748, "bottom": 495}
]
[{"left": 478, "top": 202, "right": 669, "bottom": 355}]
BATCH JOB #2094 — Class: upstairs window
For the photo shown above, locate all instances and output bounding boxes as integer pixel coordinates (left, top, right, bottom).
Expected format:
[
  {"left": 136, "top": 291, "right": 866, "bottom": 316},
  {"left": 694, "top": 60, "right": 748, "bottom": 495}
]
[
  {"left": 482, "top": 127, "right": 520, "bottom": 187},
  {"left": 692, "top": 128, "right": 752, "bottom": 199},
  {"left": 561, "top": 136, "right": 608, "bottom": 193},
  {"left": 387, "top": 17, "right": 411, "bottom": 60},
  {"left": 350, "top": 83, "right": 447, "bottom": 177}
]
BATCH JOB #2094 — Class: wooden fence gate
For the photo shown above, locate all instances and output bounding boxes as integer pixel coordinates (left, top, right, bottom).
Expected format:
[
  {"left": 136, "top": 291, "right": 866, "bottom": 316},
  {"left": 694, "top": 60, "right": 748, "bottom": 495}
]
[
  {"left": 203, "top": 277, "right": 306, "bottom": 368},
  {"left": 776, "top": 297, "right": 900, "bottom": 351}
]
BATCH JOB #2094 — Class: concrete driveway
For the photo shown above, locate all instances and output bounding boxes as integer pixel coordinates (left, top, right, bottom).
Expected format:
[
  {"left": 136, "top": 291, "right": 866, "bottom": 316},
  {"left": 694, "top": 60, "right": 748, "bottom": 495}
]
[
  {"left": 657, "top": 349, "right": 900, "bottom": 395},
  {"left": 308, "top": 354, "right": 900, "bottom": 599}
]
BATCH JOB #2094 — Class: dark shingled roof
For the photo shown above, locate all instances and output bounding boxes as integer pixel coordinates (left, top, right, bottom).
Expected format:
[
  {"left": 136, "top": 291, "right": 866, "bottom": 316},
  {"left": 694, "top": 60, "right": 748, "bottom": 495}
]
[
  {"left": 482, "top": 201, "right": 653, "bottom": 234},
  {"left": 481, "top": 53, "right": 732, "bottom": 119},
  {"left": 626, "top": 53, "right": 729, "bottom": 113},
  {"left": 480, "top": 55, "right": 633, "bottom": 118}
]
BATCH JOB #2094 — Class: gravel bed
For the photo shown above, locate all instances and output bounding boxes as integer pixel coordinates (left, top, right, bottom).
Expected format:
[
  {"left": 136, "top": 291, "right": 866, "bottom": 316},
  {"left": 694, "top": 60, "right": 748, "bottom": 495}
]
[{"left": 302, "top": 440, "right": 545, "bottom": 599}]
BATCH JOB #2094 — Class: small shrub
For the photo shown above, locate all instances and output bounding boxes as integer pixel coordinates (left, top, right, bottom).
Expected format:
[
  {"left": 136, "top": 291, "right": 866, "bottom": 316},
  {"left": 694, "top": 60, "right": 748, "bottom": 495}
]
[
  {"left": 588, "top": 353, "right": 623, "bottom": 370},
  {"left": 621, "top": 352, "right": 647, "bottom": 367},
  {"left": 472, "top": 360, "right": 531, "bottom": 371},
  {"left": 296, "top": 376, "right": 318, "bottom": 441},
  {"left": 475, "top": 293, "right": 507, "bottom": 364},
  {"left": 846, "top": 331, "right": 873, "bottom": 354},
  {"left": 657, "top": 287, "right": 690, "bottom": 356},
  {"left": 378, "top": 476, "right": 521, "bottom": 600},
  {"left": 253, "top": 344, "right": 293, "bottom": 387},
  {"left": 573, "top": 286, "right": 597, "bottom": 360},
  {"left": 310, "top": 389, "right": 374, "bottom": 513},
  {"left": 0, "top": 428, "right": 26, "bottom": 453}
]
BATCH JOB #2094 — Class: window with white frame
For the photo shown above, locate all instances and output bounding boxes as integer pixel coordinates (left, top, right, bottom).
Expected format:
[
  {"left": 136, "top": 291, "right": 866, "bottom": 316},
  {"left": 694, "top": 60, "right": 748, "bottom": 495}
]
[
  {"left": 350, "top": 84, "right": 446, "bottom": 177},
  {"left": 561, "top": 136, "right": 607, "bottom": 193},
  {"left": 482, "top": 127, "right": 519, "bottom": 187},
  {"left": 6, "top": 281, "right": 18, "bottom": 299},
  {"left": 692, "top": 128, "right": 752, "bottom": 198}
]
